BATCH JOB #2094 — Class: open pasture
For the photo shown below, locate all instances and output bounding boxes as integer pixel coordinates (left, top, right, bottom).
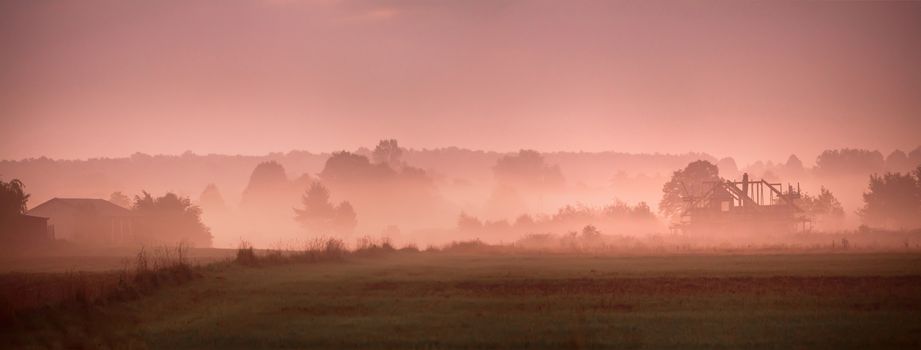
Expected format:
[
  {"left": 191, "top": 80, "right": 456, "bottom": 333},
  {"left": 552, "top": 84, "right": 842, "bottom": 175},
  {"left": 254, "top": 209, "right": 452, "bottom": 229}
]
[{"left": 5, "top": 251, "right": 920, "bottom": 349}]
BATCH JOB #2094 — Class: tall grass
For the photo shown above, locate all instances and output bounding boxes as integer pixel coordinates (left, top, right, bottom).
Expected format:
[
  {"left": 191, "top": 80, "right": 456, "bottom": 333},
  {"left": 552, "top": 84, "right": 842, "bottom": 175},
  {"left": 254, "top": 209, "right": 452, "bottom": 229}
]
[
  {"left": 0, "top": 243, "right": 198, "bottom": 323},
  {"left": 234, "top": 237, "right": 348, "bottom": 266}
]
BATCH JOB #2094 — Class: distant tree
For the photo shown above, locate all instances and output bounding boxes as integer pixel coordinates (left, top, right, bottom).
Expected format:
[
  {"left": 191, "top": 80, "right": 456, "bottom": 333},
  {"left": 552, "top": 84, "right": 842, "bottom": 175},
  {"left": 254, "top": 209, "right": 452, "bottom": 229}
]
[
  {"left": 294, "top": 182, "right": 356, "bottom": 234},
  {"left": 483, "top": 219, "right": 511, "bottom": 232},
  {"left": 603, "top": 200, "right": 632, "bottom": 220},
  {"left": 132, "top": 192, "right": 213, "bottom": 247},
  {"left": 800, "top": 187, "right": 845, "bottom": 219},
  {"left": 815, "top": 148, "right": 885, "bottom": 177},
  {"left": 198, "top": 184, "right": 225, "bottom": 207},
  {"left": 0, "top": 178, "right": 29, "bottom": 218},
  {"left": 457, "top": 212, "right": 483, "bottom": 232},
  {"left": 630, "top": 202, "right": 656, "bottom": 222},
  {"left": 295, "top": 182, "right": 333, "bottom": 230},
  {"left": 552, "top": 204, "right": 596, "bottom": 223},
  {"left": 603, "top": 200, "right": 657, "bottom": 222},
  {"left": 581, "top": 225, "right": 602, "bottom": 240},
  {"left": 784, "top": 154, "right": 805, "bottom": 176},
  {"left": 659, "top": 160, "right": 720, "bottom": 221},
  {"left": 109, "top": 191, "right": 131, "bottom": 208},
  {"left": 320, "top": 151, "right": 393, "bottom": 184},
  {"left": 372, "top": 139, "right": 404, "bottom": 168},
  {"left": 332, "top": 202, "right": 358, "bottom": 234},
  {"left": 514, "top": 214, "right": 535, "bottom": 228},
  {"left": 886, "top": 150, "right": 910, "bottom": 173},
  {"left": 198, "top": 184, "right": 228, "bottom": 214},
  {"left": 909, "top": 146, "right": 921, "bottom": 168},
  {"left": 858, "top": 167, "right": 921, "bottom": 229},
  {"left": 493, "top": 150, "right": 564, "bottom": 190},
  {"left": 241, "top": 161, "right": 291, "bottom": 210}
]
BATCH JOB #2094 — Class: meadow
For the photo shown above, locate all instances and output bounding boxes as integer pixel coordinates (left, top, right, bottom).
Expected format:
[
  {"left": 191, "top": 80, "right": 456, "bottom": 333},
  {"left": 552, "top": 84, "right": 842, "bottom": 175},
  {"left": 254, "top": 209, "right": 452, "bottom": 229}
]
[{"left": 3, "top": 249, "right": 921, "bottom": 349}]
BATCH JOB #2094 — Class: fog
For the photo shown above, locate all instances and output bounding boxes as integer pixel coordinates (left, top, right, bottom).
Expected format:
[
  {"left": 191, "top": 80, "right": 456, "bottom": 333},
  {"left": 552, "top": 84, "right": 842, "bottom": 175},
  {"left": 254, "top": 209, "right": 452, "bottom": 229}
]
[{"left": 3, "top": 141, "right": 920, "bottom": 250}]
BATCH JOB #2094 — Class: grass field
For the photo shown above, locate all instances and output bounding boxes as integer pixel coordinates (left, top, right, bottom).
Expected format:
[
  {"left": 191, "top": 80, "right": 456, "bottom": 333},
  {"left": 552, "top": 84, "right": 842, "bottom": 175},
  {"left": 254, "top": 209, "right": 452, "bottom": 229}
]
[
  {"left": 4, "top": 251, "right": 921, "bottom": 349},
  {"left": 0, "top": 247, "right": 236, "bottom": 273}
]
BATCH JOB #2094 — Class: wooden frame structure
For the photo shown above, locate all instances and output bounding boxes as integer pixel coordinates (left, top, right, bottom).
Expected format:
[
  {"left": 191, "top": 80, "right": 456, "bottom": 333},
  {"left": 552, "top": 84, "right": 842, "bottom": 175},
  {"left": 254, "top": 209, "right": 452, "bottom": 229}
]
[{"left": 673, "top": 174, "right": 810, "bottom": 234}]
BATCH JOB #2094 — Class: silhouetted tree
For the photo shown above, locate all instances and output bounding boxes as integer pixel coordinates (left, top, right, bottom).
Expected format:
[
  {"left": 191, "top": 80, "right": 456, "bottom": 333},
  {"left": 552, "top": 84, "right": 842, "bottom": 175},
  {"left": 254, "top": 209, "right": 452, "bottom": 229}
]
[
  {"left": 372, "top": 139, "right": 404, "bottom": 168},
  {"left": 294, "top": 182, "right": 356, "bottom": 234},
  {"left": 241, "top": 161, "right": 288, "bottom": 206},
  {"left": 484, "top": 219, "right": 511, "bottom": 232},
  {"left": 784, "top": 154, "right": 805, "bottom": 176},
  {"left": 332, "top": 202, "right": 358, "bottom": 233},
  {"left": 553, "top": 204, "right": 596, "bottom": 223},
  {"left": 0, "top": 178, "right": 32, "bottom": 242},
  {"left": 800, "top": 187, "right": 845, "bottom": 219},
  {"left": 132, "top": 192, "right": 213, "bottom": 247},
  {"left": 858, "top": 167, "right": 921, "bottom": 229},
  {"left": 514, "top": 214, "right": 535, "bottom": 228},
  {"left": 457, "top": 212, "right": 483, "bottom": 232},
  {"left": 815, "top": 148, "right": 885, "bottom": 177},
  {"left": 109, "top": 191, "right": 131, "bottom": 208},
  {"left": 602, "top": 201, "right": 656, "bottom": 222},
  {"left": 886, "top": 150, "right": 911, "bottom": 173},
  {"left": 581, "top": 225, "right": 602, "bottom": 239},
  {"left": 659, "top": 160, "right": 720, "bottom": 221},
  {"left": 198, "top": 184, "right": 228, "bottom": 213},
  {"left": 493, "top": 150, "right": 564, "bottom": 190},
  {"left": 909, "top": 146, "right": 921, "bottom": 168},
  {"left": 321, "top": 151, "right": 394, "bottom": 184},
  {"left": 0, "top": 178, "right": 29, "bottom": 219}
]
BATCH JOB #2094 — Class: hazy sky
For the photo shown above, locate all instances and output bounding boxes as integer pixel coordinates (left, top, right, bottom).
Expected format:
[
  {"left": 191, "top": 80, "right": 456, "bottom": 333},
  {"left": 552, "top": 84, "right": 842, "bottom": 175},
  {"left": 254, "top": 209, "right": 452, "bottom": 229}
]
[{"left": 1, "top": 0, "right": 919, "bottom": 165}]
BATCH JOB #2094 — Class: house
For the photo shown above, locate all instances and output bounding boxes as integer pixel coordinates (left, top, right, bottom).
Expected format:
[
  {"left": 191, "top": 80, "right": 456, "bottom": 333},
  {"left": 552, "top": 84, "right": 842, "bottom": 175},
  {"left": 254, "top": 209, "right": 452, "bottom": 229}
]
[
  {"left": 0, "top": 214, "right": 52, "bottom": 247},
  {"left": 26, "top": 198, "right": 136, "bottom": 246}
]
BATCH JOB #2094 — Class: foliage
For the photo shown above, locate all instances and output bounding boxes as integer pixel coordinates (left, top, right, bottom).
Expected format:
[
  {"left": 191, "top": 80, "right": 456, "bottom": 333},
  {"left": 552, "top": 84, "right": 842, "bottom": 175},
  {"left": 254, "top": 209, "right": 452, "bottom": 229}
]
[
  {"left": 109, "top": 191, "right": 131, "bottom": 208},
  {"left": 294, "top": 182, "right": 357, "bottom": 235},
  {"left": 859, "top": 166, "right": 921, "bottom": 229},
  {"left": 659, "top": 160, "right": 720, "bottom": 221},
  {"left": 815, "top": 148, "right": 885, "bottom": 177},
  {"left": 198, "top": 184, "right": 227, "bottom": 211},
  {"left": 886, "top": 150, "right": 911, "bottom": 172},
  {"left": 799, "top": 187, "right": 845, "bottom": 218},
  {"left": 0, "top": 178, "right": 29, "bottom": 218},
  {"left": 321, "top": 151, "right": 395, "bottom": 184},
  {"left": 603, "top": 201, "right": 656, "bottom": 222},
  {"left": 459, "top": 200, "right": 658, "bottom": 235},
  {"left": 132, "top": 192, "right": 213, "bottom": 247},
  {"left": 372, "top": 139, "right": 404, "bottom": 168},
  {"left": 457, "top": 212, "right": 483, "bottom": 231},
  {"left": 493, "top": 150, "right": 564, "bottom": 190}
]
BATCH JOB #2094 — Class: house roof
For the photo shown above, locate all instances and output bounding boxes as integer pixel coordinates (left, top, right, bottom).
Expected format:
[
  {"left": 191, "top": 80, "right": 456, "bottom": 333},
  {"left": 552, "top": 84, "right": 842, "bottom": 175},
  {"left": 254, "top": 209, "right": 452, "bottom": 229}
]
[
  {"left": 26, "top": 198, "right": 135, "bottom": 217},
  {"left": 15, "top": 214, "right": 50, "bottom": 222}
]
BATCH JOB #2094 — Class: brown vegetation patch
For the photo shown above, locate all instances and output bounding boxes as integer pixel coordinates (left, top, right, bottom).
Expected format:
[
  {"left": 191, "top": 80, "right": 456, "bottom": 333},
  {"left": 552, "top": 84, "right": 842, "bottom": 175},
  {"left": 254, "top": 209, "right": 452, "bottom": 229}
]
[
  {"left": 277, "top": 304, "right": 371, "bottom": 316},
  {"left": 452, "top": 275, "right": 921, "bottom": 297}
]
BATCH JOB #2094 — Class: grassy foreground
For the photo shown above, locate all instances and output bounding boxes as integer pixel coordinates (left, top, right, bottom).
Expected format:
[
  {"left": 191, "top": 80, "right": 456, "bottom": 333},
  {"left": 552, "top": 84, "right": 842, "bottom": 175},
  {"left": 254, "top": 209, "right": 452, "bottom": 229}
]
[{"left": 7, "top": 252, "right": 921, "bottom": 349}]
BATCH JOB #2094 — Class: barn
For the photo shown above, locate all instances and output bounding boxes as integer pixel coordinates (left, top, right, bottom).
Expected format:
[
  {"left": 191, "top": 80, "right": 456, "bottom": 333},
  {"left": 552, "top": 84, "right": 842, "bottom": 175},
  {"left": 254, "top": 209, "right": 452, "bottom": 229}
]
[
  {"left": 26, "top": 198, "right": 136, "bottom": 246},
  {"left": 0, "top": 214, "right": 52, "bottom": 248}
]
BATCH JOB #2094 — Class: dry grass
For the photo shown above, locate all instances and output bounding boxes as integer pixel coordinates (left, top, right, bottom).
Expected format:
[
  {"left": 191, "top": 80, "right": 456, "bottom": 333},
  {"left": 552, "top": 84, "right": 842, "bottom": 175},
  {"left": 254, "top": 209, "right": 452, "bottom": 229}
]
[
  {"left": 2, "top": 251, "right": 921, "bottom": 348},
  {"left": 233, "top": 237, "right": 349, "bottom": 266},
  {"left": 0, "top": 243, "right": 199, "bottom": 325}
]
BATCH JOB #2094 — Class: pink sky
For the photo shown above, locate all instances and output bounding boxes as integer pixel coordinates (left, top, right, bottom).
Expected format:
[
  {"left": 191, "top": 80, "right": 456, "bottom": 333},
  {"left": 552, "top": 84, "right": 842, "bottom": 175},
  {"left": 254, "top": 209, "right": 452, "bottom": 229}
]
[{"left": 1, "top": 0, "right": 919, "bottom": 165}]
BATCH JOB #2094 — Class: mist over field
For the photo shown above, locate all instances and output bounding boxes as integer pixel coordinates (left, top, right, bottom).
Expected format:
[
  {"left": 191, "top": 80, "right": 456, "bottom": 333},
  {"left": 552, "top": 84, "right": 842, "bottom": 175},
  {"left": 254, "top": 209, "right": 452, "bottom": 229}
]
[{"left": 3, "top": 143, "right": 921, "bottom": 249}]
